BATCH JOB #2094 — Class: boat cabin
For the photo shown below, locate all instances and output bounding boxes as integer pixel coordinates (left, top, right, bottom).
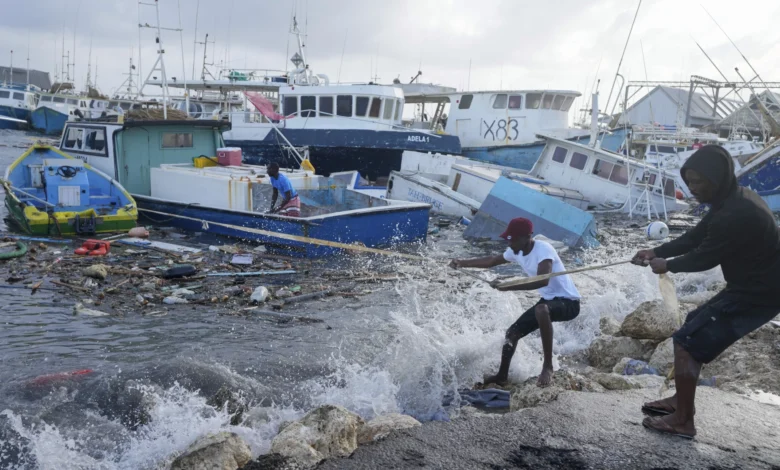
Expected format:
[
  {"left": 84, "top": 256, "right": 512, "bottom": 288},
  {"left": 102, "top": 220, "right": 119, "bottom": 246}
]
[
  {"left": 232, "top": 84, "right": 404, "bottom": 130},
  {"left": 403, "top": 90, "right": 582, "bottom": 148},
  {"left": 0, "top": 85, "right": 38, "bottom": 111}
]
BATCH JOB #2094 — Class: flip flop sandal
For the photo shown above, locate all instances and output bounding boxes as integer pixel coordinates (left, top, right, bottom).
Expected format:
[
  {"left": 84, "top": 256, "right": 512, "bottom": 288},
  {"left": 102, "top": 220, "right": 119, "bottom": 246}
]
[
  {"left": 641, "top": 404, "right": 675, "bottom": 416},
  {"left": 642, "top": 417, "right": 695, "bottom": 440}
]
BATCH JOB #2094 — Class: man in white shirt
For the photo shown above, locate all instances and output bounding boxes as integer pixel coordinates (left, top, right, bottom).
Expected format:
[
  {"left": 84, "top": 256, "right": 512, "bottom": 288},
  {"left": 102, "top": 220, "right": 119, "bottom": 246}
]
[{"left": 450, "top": 217, "right": 581, "bottom": 387}]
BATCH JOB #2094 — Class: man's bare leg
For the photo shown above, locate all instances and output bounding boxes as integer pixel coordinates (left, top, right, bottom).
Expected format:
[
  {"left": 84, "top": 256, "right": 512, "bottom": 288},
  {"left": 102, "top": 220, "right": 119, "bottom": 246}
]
[
  {"left": 535, "top": 304, "right": 554, "bottom": 387},
  {"left": 645, "top": 342, "right": 700, "bottom": 437}
]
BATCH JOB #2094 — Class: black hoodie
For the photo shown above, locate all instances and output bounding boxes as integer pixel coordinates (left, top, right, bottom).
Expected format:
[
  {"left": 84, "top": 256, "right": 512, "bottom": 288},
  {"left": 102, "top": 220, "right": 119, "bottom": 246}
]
[{"left": 654, "top": 145, "right": 780, "bottom": 305}]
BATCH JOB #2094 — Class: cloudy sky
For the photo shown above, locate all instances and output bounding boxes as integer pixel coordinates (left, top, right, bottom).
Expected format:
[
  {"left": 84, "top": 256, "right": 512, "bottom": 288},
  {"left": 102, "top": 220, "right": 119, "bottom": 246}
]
[{"left": 1, "top": 0, "right": 779, "bottom": 113}]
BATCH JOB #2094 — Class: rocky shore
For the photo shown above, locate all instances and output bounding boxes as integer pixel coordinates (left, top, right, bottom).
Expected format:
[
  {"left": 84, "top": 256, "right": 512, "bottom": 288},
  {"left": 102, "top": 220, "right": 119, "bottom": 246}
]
[{"left": 159, "top": 298, "right": 780, "bottom": 470}]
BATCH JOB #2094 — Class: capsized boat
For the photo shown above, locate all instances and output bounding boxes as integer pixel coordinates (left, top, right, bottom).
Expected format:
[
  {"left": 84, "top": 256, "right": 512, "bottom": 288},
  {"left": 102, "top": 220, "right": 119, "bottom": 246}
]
[{"left": 2, "top": 145, "right": 137, "bottom": 235}]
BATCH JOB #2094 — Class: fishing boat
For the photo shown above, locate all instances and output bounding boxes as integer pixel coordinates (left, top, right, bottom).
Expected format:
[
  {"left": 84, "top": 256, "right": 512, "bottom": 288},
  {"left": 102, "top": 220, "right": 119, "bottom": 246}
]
[
  {"left": 0, "top": 84, "right": 37, "bottom": 130},
  {"left": 736, "top": 140, "right": 780, "bottom": 212},
  {"left": 2, "top": 145, "right": 137, "bottom": 235},
  {"left": 32, "top": 93, "right": 142, "bottom": 135},
  {"left": 403, "top": 89, "right": 628, "bottom": 171},
  {"left": 57, "top": 118, "right": 431, "bottom": 257}
]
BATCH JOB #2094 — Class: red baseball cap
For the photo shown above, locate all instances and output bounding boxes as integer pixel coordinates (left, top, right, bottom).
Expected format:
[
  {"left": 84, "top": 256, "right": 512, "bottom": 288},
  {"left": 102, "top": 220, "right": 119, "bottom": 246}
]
[{"left": 499, "top": 218, "right": 533, "bottom": 240}]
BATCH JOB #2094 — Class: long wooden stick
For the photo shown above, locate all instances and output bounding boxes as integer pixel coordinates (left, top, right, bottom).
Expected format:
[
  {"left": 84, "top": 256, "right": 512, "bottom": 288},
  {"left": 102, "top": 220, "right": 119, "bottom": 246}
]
[{"left": 496, "top": 260, "right": 633, "bottom": 289}]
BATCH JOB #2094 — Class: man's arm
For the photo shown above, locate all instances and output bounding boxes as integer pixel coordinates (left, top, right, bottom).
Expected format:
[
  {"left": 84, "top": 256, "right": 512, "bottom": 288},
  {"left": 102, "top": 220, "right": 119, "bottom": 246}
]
[
  {"left": 655, "top": 217, "right": 733, "bottom": 274},
  {"left": 450, "top": 255, "right": 508, "bottom": 269},
  {"left": 496, "top": 259, "right": 552, "bottom": 291}
]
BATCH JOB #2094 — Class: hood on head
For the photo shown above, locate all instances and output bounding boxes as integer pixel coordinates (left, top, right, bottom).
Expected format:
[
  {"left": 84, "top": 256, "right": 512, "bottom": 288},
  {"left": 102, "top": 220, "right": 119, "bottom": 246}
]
[{"left": 680, "top": 144, "right": 736, "bottom": 203}]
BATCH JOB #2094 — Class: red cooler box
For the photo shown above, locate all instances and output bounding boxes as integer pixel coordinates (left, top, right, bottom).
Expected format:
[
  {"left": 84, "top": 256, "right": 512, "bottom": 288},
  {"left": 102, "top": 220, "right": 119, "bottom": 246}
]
[{"left": 217, "top": 147, "right": 243, "bottom": 166}]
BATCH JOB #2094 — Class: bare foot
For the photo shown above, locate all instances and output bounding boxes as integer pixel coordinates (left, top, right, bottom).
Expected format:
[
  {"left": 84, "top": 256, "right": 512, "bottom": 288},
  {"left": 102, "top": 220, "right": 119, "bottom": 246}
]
[
  {"left": 482, "top": 374, "right": 508, "bottom": 387},
  {"left": 536, "top": 367, "right": 553, "bottom": 388}
]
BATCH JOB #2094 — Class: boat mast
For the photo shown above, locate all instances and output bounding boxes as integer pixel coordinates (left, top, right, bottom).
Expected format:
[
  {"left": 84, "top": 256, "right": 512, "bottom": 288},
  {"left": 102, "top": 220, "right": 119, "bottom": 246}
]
[
  {"left": 191, "top": 0, "right": 199, "bottom": 81},
  {"left": 9, "top": 50, "right": 13, "bottom": 86},
  {"left": 603, "top": 0, "right": 641, "bottom": 134},
  {"left": 138, "top": 0, "right": 181, "bottom": 119}
]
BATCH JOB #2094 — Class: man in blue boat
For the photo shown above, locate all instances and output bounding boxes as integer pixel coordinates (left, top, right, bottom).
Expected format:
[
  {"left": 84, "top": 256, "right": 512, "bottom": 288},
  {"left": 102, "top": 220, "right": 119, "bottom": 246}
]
[
  {"left": 633, "top": 145, "right": 780, "bottom": 439},
  {"left": 450, "top": 217, "right": 581, "bottom": 388},
  {"left": 268, "top": 162, "right": 301, "bottom": 217}
]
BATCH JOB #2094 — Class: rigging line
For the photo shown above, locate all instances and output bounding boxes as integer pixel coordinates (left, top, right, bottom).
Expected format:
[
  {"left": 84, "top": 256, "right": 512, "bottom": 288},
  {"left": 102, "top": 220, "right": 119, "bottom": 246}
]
[{"left": 604, "top": 0, "right": 642, "bottom": 117}]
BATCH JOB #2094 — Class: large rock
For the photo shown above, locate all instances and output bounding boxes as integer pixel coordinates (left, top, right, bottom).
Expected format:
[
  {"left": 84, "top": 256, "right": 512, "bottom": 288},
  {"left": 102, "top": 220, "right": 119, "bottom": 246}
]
[
  {"left": 704, "top": 323, "right": 780, "bottom": 394},
  {"left": 649, "top": 337, "right": 676, "bottom": 376},
  {"left": 619, "top": 300, "right": 678, "bottom": 340},
  {"left": 239, "top": 454, "right": 303, "bottom": 470},
  {"left": 587, "top": 336, "right": 657, "bottom": 370},
  {"left": 599, "top": 316, "right": 621, "bottom": 336},
  {"left": 83, "top": 264, "right": 109, "bottom": 281},
  {"left": 270, "top": 405, "right": 364, "bottom": 468},
  {"left": 588, "top": 372, "right": 666, "bottom": 391},
  {"left": 207, "top": 386, "right": 248, "bottom": 426},
  {"left": 171, "top": 432, "right": 252, "bottom": 470},
  {"left": 357, "top": 413, "right": 421, "bottom": 444},
  {"left": 509, "top": 370, "right": 604, "bottom": 412}
]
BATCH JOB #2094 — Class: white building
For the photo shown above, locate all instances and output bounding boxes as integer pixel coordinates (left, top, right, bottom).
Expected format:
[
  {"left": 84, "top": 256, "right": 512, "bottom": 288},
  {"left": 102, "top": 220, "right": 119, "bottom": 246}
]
[{"left": 616, "top": 85, "right": 741, "bottom": 129}]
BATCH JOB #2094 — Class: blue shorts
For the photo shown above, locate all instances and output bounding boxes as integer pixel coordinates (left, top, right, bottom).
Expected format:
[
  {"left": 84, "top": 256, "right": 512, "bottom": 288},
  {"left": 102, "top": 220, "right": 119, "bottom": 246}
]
[{"left": 673, "top": 291, "right": 780, "bottom": 364}]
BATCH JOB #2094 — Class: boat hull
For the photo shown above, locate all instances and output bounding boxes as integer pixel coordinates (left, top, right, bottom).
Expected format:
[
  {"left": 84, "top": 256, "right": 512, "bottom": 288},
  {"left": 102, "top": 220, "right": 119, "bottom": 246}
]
[
  {"left": 3, "top": 195, "right": 137, "bottom": 235},
  {"left": 225, "top": 128, "right": 461, "bottom": 180},
  {"left": 0, "top": 106, "right": 30, "bottom": 130},
  {"left": 135, "top": 195, "right": 430, "bottom": 257},
  {"left": 31, "top": 107, "right": 68, "bottom": 135},
  {"left": 758, "top": 189, "right": 780, "bottom": 213}
]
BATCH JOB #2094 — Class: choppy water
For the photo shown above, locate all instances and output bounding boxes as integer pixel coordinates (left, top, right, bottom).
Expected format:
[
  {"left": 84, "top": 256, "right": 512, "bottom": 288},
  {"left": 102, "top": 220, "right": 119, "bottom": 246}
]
[{"left": 0, "top": 129, "right": 725, "bottom": 469}]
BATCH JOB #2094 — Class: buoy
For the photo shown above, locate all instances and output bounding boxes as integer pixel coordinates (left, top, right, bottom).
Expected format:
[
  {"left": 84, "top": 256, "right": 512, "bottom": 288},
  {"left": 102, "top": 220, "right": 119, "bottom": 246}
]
[
  {"left": 675, "top": 189, "right": 684, "bottom": 200},
  {"left": 647, "top": 221, "right": 669, "bottom": 240}
]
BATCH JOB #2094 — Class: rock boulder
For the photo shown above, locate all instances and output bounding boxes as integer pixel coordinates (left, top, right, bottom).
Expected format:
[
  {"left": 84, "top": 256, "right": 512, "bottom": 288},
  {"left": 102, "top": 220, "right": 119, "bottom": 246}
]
[
  {"left": 588, "top": 372, "right": 666, "bottom": 391},
  {"left": 649, "top": 337, "right": 675, "bottom": 375},
  {"left": 599, "top": 316, "right": 621, "bottom": 336},
  {"left": 357, "top": 413, "right": 421, "bottom": 444},
  {"left": 509, "top": 370, "right": 604, "bottom": 412},
  {"left": 619, "top": 300, "right": 678, "bottom": 340},
  {"left": 587, "top": 336, "right": 657, "bottom": 370},
  {"left": 270, "top": 405, "right": 364, "bottom": 468},
  {"left": 171, "top": 432, "right": 252, "bottom": 470}
]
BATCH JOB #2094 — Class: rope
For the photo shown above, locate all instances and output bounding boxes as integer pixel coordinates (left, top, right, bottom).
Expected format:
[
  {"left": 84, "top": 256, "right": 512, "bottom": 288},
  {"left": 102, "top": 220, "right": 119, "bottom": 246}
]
[
  {"left": 0, "top": 241, "right": 28, "bottom": 260},
  {"left": 137, "top": 208, "right": 423, "bottom": 260}
]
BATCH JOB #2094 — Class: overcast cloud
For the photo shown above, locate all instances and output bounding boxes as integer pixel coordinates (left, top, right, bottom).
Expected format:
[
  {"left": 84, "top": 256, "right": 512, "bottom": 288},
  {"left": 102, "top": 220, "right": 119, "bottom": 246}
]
[{"left": 1, "top": 0, "right": 779, "bottom": 114}]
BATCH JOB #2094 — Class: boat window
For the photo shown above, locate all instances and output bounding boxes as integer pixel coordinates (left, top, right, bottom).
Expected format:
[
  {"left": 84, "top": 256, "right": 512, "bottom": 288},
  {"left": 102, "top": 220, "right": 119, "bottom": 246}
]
[
  {"left": 493, "top": 94, "right": 508, "bottom": 109},
  {"left": 283, "top": 96, "right": 298, "bottom": 116},
  {"left": 41, "top": 95, "right": 52, "bottom": 102},
  {"left": 570, "top": 152, "right": 588, "bottom": 170},
  {"left": 162, "top": 132, "right": 194, "bottom": 148},
  {"left": 592, "top": 159, "right": 614, "bottom": 179},
  {"left": 355, "top": 97, "right": 369, "bottom": 117},
  {"left": 369, "top": 97, "right": 382, "bottom": 118},
  {"left": 120, "top": 102, "right": 131, "bottom": 111},
  {"left": 508, "top": 95, "right": 523, "bottom": 110},
  {"left": 383, "top": 99, "right": 394, "bottom": 120},
  {"left": 561, "top": 96, "right": 575, "bottom": 111},
  {"left": 552, "top": 95, "right": 565, "bottom": 110},
  {"left": 459, "top": 94, "right": 473, "bottom": 109},
  {"left": 663, "top": 178, "right": 676, "bottom": 197},
  {"left": 82, "top": 128, "right": 107, "bottom": 154},
  {"left": 300, "top": 96, "right": 316, "bottom": 117},
  {"left": 395, "top": 99, "right": 403, "bottom": 120},
  {"left": 13, "top": 92, "right": 24, "bottom": 100},
  {"left": 67, "top": 99, "right": 78, "bottom": 105},
  {"left": 542, "top": 94, "right": 554, "bottom": 109},
  {"left": 657, "top": 145, "right": 676, "bottom": 153},
  {"left": 319, "top": 96, "right": 333, "bottom": 117},
  {"left": 53, "top": 97, "right": 66, "bottom": 103},
  {"left": 647, "top": 173, "right": 657, "bottom": 186},
  {"left": 552, "top": 146, "right": 568, "bottom": 163},
  {"left": 0, "top": 91, "right": 9, "bottom": 99},
  {"left": 609, "top": 163, "right": 629, "bottom": 185},
  {"left": 526, "top": 93, "right": 542, "bottom": 109},
  {"left": 337, "top": 95, "right": 352, "bottom": 117},
  {"left": 64, "top": 127, "right": 84, "bottom": 149},
  {"left": 109, "top": 101, "right": 118, "bottom": 107}
]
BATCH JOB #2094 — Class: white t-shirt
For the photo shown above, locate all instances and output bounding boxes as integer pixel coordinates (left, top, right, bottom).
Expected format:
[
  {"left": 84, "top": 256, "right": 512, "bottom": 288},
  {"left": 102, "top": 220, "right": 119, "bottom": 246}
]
[{"left": 503, "top": 240, "right": 581, "bottom": 301}]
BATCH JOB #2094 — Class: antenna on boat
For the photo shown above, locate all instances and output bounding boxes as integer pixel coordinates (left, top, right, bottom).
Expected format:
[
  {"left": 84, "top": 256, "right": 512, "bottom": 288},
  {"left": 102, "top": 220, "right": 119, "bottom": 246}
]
[
  {"left": 191, "top": 0, "right": 200, "bottom": 81},
  {"left": 176, "top": 0, "right": 190, "bottom": 117},
  {"left": 9, "top": 50, "right": 12, "bottom": 86},
  {"left": 26, "top": 32, "right": 30, "bottom": 90},
  {"left": 337, "top": 29, "right": 348, "bottom": 84},
  {"left": 86, "top": 39, "right": 93, "bottom": 91},
  {"left": 603, "top": 0, "right": 641, "bottom": 127},
  {"left": 138, "top": 0, "right": 182, "bottom": 119}
]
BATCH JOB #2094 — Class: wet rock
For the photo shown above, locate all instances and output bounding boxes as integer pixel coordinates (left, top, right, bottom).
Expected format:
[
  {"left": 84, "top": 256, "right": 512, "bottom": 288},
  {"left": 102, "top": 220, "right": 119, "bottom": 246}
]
[
  {"left": 223, "top": 286, "right": 243, "bottom": 296},
  {"left": 275, "top": 288, "right": 293, "bottom": 299},
  {"left": 619, "top": 300, "right": 678, "bottom": 340},
  {"left": 140, "top": 282, "right": 157, "bottom": 292},
  {"left": 509, "top": 370, "right": 604, "bottom": 411},
  {"left": 83, "top": 264, "right": 109, "bottom": 281},
  {"left": 171, "top": 431, "right": 252, "bottom": 470},
  {"left": 586, "top": 336, "right": 657, "bottom": 370},
  {"left": 270, "top": 405, "right": 364, "bottom": 468},
  {"left": 599, "top": 316, "right": 621, "bottom": 336},
  {"left": 240, "top": 453, "right": 303, "bottom": 470},
  {"left": 207, "top": 386, "right": 247, "bottom": 426},
  {"left": 588, "top": 372, "right": 666, "bottom": 391},
  {"left": 357, "top": 413, "right": 421, "bottom": 444},
  {"left": 251, "top": 286, "right": 270, "bottom": 303},
  {"left": 649, "top": 337, "right": 675, "bottom": 375}
]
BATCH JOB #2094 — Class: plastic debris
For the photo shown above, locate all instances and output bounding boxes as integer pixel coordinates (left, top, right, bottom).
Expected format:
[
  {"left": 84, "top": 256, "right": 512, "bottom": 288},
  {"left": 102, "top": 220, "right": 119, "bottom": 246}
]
[
  {"left": 73, "top": 303, "right": 110, "bottom": 316},
  {"left": 250, "top": 286, "right": 270, "bottom": 303},
  {"left": 275, "top": 288, "right": 294, "bottom": 299},
  {"left": 162, "top": 264, "right": 197, "bottom": 279},
  {"left": 128, "top": 227, "right": 150, "bottom": 238},
  {"left": 231, "top": 254, "right": 253, "bottom": 265},
  {"left": 83, "top": 264, "right": 109, "bottom": 281},
  {"left": 171, "top": 288, "right": 195, "bottom": 297},
  {"left": 163, "top": 296, "right": 189, "bottom": 305},
  {"left": 621, "top": 359, "right": 659, "bottom": 376}
]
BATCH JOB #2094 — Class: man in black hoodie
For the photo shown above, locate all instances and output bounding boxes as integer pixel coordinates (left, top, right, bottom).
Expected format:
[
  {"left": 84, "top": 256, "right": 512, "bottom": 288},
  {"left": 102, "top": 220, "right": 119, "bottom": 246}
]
[{"left": 633, "top": 145, "right": 780, "bottom": 439}]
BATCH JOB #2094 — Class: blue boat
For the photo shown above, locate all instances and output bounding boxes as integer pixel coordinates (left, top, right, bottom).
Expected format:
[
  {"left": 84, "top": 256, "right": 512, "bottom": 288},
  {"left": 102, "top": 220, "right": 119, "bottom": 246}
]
[
  {"left": 737, "top": 143, "right": 780, "bottom": 212},
  {"left": 463, "top": 175, "right": 599, "bottom": 248},
  {"left": 31, "top": 106, "right": 70, "bottom": 135},
  {"left": 58, "top": 118, "right": 431, "bottom": 257},
  {"left": 0, "top": 84, "right": 36, "bottom": 130}
]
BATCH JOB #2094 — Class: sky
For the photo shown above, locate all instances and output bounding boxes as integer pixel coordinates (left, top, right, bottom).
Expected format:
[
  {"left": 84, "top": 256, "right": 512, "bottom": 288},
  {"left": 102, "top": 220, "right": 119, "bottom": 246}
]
[{"left": 1, "top": 0, "right": 779, "bottom": 116}]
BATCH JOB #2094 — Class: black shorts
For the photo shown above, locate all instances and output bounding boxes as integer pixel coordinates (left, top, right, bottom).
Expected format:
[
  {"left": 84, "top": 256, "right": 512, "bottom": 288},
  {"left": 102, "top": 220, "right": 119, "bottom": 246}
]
[
  {"left": 506, "top": 297, "right": 581, "bottom": 339},
  {"left": 673, "top": 291, "right": 780, "bottom": 364}
]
